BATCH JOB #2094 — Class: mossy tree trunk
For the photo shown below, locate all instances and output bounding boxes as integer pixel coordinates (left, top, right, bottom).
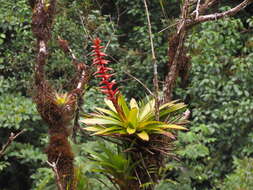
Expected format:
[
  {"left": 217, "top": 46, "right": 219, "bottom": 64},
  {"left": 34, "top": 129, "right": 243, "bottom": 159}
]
[{"left": 31, "top": 1, "right": 89, "bottom": 189}]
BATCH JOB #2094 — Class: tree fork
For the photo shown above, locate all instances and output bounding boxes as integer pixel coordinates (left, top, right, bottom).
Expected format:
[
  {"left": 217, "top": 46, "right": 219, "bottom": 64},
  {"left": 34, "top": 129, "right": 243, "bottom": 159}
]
[
  {"left": 163, "top": 0, "right": 253, "bottom": 102},
  {"left": 31, "top": 0, "right": 90, "bottom": 189}
]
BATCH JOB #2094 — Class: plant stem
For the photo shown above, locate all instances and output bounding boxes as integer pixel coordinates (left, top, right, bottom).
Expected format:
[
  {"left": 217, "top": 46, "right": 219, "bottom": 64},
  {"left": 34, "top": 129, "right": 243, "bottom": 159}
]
[
  {"left": 143, "top": 0, "right": 160, "bottom": 121},
  {"left": 0, "top": 129, "right": 26, "bottom": 157}
]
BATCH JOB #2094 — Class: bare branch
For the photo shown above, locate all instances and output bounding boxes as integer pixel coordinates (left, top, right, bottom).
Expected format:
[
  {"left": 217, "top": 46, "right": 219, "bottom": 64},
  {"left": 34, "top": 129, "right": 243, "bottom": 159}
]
[
  {"left": 158, "top": 22, "right": 179, "bottom": 33},
  {"left": 195, "top": 0, "right": 219, "bottom": 16},
  {"left": 143, "top": 0, "right": 160, "bottom": 120},
  {"left": 47, "top": 161, "right": 64, "bottom": 190},
  {"left": 163, "top": 0, "right": 190, "bottom": 102},
  {"left": 195, "top": 0, "right": 201, "bottom": 19},
  {"left": 0, "top": 129, "right": 26, "bottom": 157},
  {"left": 163, "top": 0, "right": 252, "bottom": 102},
  {"left": 194, "top": 0, "right": 253, "bottom": 24}
]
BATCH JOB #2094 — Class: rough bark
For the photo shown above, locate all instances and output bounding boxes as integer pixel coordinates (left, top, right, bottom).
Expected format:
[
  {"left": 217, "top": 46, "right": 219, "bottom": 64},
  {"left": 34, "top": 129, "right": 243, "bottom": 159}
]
[{"left": 31, "top": 1, "right": 90, "bottom": 189}]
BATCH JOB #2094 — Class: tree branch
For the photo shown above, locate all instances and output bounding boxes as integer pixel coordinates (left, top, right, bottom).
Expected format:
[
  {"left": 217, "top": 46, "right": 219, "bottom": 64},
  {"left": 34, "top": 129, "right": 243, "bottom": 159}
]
[
  {"left": 31, "top": 1, "right": 90, "bottom": 189},
  {"left": 0, "top": 129, "right": 26, "bottom": 157},
  {"left": 194, "top": 0, "right": 253, "bottom": 24},
  {"left": 195, "top": 0, "right": 201, "bottom": 19},
  {"left": 123, "top": 71, "right": 154, "bottom": 96},
  {"left": 163, "top": 0, "right": 190, "bottom": 102},
  {"left": 163, "top": 0, "right": 252, "bottom": 102},
  {"left": 143, "top": 0, "right": 160, "bottom": 120},
  {"left": 47, "top": 160, "right": 64, "bottom": 190},
  {"left": 196, "top": 0, "right": 219, "bottom": 16}
]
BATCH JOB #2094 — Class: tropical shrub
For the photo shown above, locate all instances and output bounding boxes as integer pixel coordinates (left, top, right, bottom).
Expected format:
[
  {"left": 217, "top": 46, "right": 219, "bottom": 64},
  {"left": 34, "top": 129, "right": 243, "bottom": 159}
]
[{"left": 220, "top": 158, "right": 253, "bottom": 190}]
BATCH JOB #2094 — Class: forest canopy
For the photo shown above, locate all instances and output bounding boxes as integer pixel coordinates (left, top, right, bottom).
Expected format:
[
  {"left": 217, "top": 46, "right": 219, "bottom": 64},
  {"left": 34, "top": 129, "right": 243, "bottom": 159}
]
[{"left": 0, "top": 0, "right": 253, "bottom": 190}]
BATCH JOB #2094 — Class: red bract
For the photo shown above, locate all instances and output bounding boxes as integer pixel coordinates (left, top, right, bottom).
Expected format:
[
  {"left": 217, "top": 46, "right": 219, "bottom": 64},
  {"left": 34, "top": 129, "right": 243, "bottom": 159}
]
[{"left": 91, "top": 38, "right": 119, "bottom": 105}]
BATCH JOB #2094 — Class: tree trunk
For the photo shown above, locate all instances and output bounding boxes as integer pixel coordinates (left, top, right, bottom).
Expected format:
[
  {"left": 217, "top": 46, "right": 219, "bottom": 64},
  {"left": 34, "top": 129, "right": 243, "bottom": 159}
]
[
  {"left": 46, "top": 128, "right": 75, "bottom": 189},
  {"left": 31, "top": 1, "right": 89, "bottom": 189}
]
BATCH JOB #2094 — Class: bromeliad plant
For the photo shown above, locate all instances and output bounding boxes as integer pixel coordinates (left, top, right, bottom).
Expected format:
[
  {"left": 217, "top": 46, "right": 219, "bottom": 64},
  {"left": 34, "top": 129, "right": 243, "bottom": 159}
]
[
  {"left": 81, "top": 38, "right": 188, "bottom": 141},
  {"left": 81, "top": 96, "right": 187, "bottom": 141},
  {"left": 87, "top": 143, "right": 136, "bottom": 190},
  {"left": 81, "top": 38, "right": 188, "bottom": 190}
]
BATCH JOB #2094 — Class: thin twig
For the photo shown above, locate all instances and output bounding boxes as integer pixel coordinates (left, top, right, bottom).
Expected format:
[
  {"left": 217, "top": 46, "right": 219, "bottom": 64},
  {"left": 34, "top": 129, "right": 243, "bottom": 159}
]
[
  {"left": 158, "top": 22, "right": 179, "bottom": 33},
  {"left": 195, "top": 0, "right": 201, "bottom": 19},
  {"left": 104, "top": 39, "right": 111, "bottom": 52},
  {"left": 143, "top": 0, "right": 160, "bottom": 121},
  {"left": 134, "top": 169, "right": 142, "bottom": 186},
  {"left": 0, "top": 129, "right": 26, "bottom": 157},
  {"left": 47, "top": 160, "right": 64, "bottom": 190},
  {"left": 123, "top": 71, "right": 154, "bottom": 96},
  {"left": 79, "top": 13, "right": 93, "bottom": 41}
]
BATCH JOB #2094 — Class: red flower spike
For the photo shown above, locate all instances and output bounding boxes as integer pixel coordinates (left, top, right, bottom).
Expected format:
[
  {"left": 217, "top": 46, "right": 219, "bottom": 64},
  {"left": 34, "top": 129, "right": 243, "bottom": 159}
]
[{"left": 91, "top": 38, "right": 119, "bottom": 107}]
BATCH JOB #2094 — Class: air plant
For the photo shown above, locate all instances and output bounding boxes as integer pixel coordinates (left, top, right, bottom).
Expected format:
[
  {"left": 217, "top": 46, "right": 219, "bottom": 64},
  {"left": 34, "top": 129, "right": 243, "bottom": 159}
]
[
  {"left": 81, "top": 96, "right": 187, "bottom": 141},
  {"left": 53, "top": 92, "right": 71, "bottom": 106},
  {"left": 80, "top": 38, "right": 189, "bottom": 190},
  {"left": 81, "top": 38, "right": 188, "bottom": 141}
]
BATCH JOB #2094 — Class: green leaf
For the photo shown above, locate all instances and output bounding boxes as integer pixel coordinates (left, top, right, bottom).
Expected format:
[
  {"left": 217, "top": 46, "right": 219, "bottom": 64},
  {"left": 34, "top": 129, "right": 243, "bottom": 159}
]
[
  {"left": 159, "top": 103, "right": 186, "bottom": 117},
  {"left": 159, "top": 100, "right": 180, "bottom": 110},
  {"left": 118, "top": 94, "right": 129, "bottom": 116},
  {"left": 128, "top": 107, "right": 138, "bottom": 126},
  {"left": 89, "top": 113, "right": 121, "bottom": 123},
  {"left": 139, "top": 99, "right": 155, "bottom": 121},
  {"left": 84, "top": 126, "right": 104, "bottom": 132},
  {"left": 0, "top": 33, "right": 6, "bottom": 38},
  {"left": 160, "top": 124, "right": 188, "bottom": 130},
  {"left": 80, "top": 118, "right": 123, "bottom": 126},
  {"left": 137, "top": 131, "right": 149, "bottom": 141},
  {"left": 92, "top": 126, "right": 122, "bottom": 135},
  {"left": 130, "top": 98, "right": 139, "bottom": 109},
  {"left": 127, "top": 127, "right": 136, "bottom": 134},
  {"left": 95, "top": 107, "right": 120, "bottom": 119},
  {"left": 104, "top": 98, "right": 117, "bottom": 112},
  {"left": 139, "top": 121, "right": 165, "bottom": 128}
]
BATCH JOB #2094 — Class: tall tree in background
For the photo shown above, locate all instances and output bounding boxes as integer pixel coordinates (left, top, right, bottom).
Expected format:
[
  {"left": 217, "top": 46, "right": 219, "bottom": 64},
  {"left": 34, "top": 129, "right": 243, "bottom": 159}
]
[{"left": 163, "top": 0, "right": 253, "bottom": 102}]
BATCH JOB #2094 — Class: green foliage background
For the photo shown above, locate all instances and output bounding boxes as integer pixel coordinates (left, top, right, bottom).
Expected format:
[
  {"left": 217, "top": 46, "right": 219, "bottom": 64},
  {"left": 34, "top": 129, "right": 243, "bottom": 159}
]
[{"left": 0, "top": 0, "right": 253, "bottom": 189}]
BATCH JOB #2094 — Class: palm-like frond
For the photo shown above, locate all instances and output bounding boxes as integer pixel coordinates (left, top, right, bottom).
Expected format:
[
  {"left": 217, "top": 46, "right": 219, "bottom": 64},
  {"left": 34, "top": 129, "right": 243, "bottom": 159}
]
[{"left": 87, "top": 144, "right": 135, "bottom": 183}]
